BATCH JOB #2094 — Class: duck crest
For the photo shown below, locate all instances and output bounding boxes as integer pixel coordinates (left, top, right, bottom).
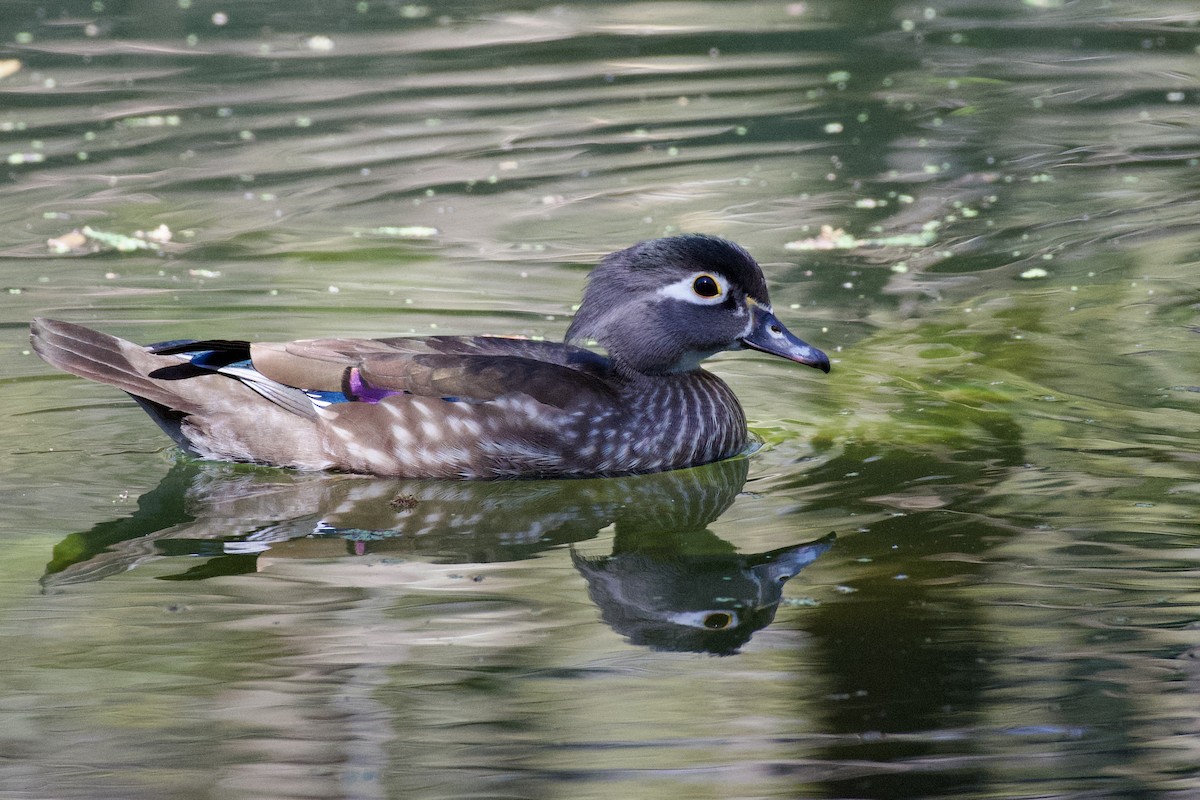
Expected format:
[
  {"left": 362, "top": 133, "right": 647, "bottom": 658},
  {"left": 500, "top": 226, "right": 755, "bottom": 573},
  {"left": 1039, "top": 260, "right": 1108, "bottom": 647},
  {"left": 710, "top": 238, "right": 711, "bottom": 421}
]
[{"left": 30, "top": 235, "right": 829, "bottom": 479}]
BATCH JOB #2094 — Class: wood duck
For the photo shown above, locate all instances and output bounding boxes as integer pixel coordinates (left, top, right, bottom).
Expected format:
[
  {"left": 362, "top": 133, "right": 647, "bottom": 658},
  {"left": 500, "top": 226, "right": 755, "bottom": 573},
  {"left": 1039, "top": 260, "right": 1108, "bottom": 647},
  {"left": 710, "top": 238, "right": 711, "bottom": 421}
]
[{"left": 30, "top": 234, "right": 830, "bottom": 479}]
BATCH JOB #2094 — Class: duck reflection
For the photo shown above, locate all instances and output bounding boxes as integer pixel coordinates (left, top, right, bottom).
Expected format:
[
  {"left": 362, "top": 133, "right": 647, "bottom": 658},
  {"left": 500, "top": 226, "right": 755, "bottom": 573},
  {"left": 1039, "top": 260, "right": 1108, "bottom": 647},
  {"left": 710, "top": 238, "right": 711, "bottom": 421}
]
[
  {"left": 43, "top": 457, "right": 832, "bottom": 652},
  {"left": 573, "top": 532, "right": 832, "bottom": 655}
]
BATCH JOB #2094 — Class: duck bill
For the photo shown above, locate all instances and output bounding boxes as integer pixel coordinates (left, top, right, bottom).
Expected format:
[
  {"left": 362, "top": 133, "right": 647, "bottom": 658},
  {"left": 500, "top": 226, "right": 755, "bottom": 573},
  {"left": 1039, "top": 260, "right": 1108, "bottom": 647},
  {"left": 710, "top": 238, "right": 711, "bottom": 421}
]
[
  {"left": 748, "top": 533, "right": 837, "bottom": 586},
  {"left": 740, "top": 303, "right": 831, "bottom": 373}
]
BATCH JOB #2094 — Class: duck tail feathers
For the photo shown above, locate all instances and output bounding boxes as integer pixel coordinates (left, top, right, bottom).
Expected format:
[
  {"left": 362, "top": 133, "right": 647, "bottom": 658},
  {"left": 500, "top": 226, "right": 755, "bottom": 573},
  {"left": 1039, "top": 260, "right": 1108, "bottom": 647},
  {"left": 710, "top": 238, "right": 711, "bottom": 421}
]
[{"left": 30, "top": 317, "right": 205, "bottom": 416}]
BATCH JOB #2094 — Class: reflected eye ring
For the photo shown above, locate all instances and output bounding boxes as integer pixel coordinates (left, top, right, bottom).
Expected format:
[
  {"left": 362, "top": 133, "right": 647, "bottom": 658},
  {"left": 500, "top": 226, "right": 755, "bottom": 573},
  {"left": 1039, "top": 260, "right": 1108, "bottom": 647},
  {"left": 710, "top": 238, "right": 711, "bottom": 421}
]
[
  {"left": 703, "top": 612, "right": 735, "bottom": 630},
  {"left": 692, "top": 274, "right": 721, "bottom": 298}
]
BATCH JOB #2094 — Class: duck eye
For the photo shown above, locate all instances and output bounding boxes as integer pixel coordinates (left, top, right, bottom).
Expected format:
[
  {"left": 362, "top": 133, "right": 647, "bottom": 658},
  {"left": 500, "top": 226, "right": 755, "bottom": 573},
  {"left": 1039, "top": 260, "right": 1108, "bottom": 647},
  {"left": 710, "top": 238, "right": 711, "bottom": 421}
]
[
  {"left": 703, "top": 612, "right": 734, "bottom": 630},
  {"left": 692, "top": 274, "right": 720, "bottom": 298}
]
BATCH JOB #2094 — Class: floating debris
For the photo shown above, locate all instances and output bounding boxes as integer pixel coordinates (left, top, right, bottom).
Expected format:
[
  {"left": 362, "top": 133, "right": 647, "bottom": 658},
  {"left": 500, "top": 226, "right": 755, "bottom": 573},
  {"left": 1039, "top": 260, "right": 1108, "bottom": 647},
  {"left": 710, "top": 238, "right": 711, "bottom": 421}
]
[
  {"left": 0, "top": 60, "right": 21, "bottom": 80},
  {"left": 785, "top": 225, "right": 858, "bottom": 251},
  {"left": 1019, "top": 267, "right": 1049, "bottom": 279},
  {"left": 353, "top": 225, "right": 440, "bottom": 239},
  {"left": 48, "top": 224, "right": 173, "bottom": 255},
  {"left": 119, "top": 115, "right": 181, "bottom": 128},
  {"left": 46, "top": 230, "right": 88, "bottom": 253},
  {"left": 141, "top": 224, "right": 173, "bottom": 244},
  {"left": 389, "top": 494, "right": 419, "bottom": 511},
  {"left": 785, "top": 222, "right": 940, "bottom": 252}
]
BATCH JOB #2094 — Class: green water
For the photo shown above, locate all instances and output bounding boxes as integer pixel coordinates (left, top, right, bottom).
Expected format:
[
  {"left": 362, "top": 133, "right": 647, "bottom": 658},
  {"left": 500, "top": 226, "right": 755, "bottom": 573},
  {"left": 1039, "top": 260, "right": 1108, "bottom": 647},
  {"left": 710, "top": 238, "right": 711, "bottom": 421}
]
[{"left": 2, "top": 1, "right": 1198, "bottom": 797}]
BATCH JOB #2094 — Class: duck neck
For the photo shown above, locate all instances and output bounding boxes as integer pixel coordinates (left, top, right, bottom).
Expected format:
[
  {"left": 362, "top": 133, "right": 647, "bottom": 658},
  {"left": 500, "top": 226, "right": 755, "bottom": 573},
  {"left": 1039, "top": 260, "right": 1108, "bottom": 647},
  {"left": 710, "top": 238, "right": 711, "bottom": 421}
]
[{"left": 610, "top": 366, "right": 749, "bottom": 472}]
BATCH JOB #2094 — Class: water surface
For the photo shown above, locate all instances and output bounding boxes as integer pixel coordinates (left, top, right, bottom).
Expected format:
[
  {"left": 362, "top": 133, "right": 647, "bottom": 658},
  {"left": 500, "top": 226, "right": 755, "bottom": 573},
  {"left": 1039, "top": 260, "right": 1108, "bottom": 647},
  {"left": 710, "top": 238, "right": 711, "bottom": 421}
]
[{"left": 2, "top": 1, "right": 1198, "bottom": 798}]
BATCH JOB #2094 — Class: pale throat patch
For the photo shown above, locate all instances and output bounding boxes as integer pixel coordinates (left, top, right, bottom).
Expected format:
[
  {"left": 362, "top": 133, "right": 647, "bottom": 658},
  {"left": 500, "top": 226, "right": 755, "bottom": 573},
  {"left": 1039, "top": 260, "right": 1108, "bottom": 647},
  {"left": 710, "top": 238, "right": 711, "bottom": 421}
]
[{"left": 739, "top": 296, "right": 773, "bottom": 340}]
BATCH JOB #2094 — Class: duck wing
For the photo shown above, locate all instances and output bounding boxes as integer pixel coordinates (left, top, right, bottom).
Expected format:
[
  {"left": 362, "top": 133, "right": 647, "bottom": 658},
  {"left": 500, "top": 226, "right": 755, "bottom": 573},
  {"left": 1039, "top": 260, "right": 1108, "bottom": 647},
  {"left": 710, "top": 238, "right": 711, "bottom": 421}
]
[{"left": 248, "top": 336, "right": 617, "bottom": 411}]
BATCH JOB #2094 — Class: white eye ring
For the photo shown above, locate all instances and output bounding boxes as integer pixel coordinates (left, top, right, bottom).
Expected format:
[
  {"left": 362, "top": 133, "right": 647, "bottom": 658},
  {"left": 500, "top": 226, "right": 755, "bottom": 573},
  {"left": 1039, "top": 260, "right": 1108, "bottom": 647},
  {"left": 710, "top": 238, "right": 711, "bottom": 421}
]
[
  {"left": 669, "top": 609, "right": 741, "bottom": 629},
  {"left": 657, "top": 271, "right": 728, "bottom": 305}
]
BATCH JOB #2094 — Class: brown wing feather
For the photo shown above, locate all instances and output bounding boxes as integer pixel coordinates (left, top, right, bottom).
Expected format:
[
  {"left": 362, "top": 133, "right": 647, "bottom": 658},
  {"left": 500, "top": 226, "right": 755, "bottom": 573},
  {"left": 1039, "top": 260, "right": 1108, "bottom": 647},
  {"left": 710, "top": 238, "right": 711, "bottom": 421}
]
[
  {"left": 249, "top": 342, "right": 349, "bottom": 391},
  {"left": 250, "top": 335, "right": 618, "bottom": 409},
  {"left": 360, "top": 353, "right": 616, "bottom": 409},
  {"left": 272, "top": 334, "right": 597, "bottom": 364}
]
